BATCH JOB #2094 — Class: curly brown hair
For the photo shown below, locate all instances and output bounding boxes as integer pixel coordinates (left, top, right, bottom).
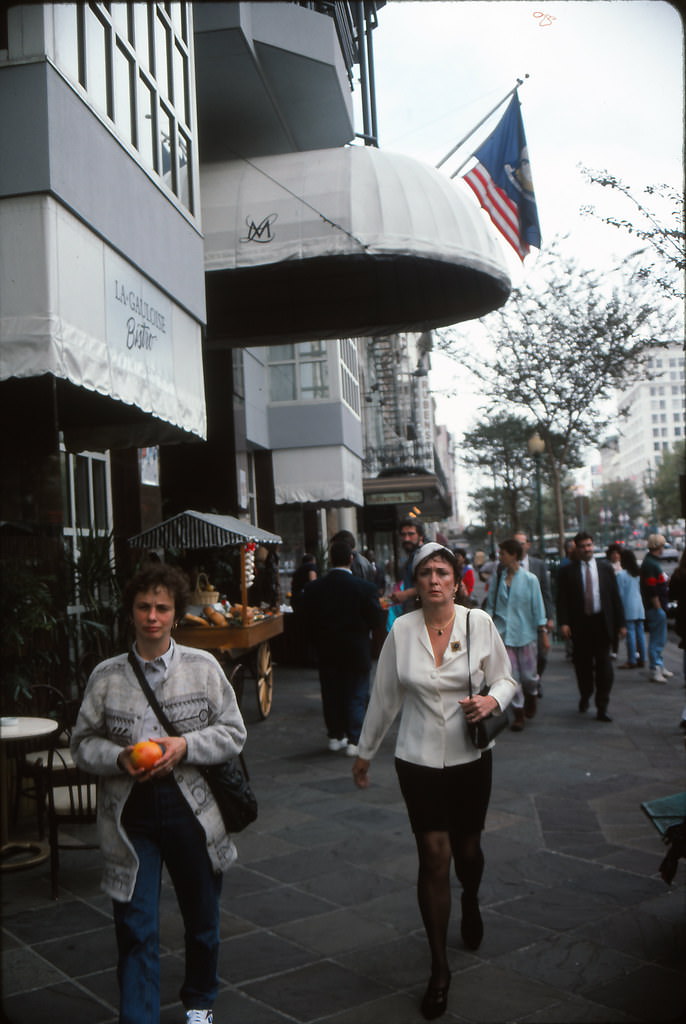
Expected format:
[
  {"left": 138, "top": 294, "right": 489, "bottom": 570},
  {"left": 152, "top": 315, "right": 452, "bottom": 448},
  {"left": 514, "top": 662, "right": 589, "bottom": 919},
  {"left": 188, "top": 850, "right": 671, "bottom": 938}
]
[{"left": 122, "top": 563, "right": 191, "bottom": 622}]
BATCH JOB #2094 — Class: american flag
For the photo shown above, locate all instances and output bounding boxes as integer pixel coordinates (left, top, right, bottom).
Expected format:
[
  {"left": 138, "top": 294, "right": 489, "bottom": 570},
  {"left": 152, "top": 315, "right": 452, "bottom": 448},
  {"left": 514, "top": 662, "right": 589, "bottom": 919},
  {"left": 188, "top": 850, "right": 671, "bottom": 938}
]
[{"left": 463, "top": 94, "right": 541, "bottom": 260}]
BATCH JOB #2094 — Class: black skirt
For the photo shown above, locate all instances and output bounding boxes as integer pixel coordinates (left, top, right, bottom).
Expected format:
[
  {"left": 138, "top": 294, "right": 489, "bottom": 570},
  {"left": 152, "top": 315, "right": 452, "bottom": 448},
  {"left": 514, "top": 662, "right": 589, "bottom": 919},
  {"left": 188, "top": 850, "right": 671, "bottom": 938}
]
[{"left": 395, "top": 751, "right": 492, "bottom": 836}]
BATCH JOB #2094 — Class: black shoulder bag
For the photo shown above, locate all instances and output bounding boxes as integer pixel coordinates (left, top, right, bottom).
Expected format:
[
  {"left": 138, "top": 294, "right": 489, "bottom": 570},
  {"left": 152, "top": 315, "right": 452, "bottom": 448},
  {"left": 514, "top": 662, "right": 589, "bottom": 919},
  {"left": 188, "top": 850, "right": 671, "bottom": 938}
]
[
  {"left": 127, "top": 652, "right": 257, "bottom": 833},
  {"left": 465, "top": 611, "right": 510, "bottom": 749}
]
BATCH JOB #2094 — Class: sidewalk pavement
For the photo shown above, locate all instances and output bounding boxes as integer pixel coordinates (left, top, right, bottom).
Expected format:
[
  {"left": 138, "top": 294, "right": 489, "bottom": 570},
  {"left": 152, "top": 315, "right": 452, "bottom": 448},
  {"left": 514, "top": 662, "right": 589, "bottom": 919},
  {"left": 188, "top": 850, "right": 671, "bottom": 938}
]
[{"left": 2, "top": 639, "right": 685, "bottom": 1024}]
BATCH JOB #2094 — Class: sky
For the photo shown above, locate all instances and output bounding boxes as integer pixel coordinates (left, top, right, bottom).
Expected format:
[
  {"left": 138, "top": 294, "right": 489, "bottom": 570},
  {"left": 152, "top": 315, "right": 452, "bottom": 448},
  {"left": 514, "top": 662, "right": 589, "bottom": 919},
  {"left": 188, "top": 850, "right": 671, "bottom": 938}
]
[{"left": 356, "top": 0, "right": 684, "bottom": 521}]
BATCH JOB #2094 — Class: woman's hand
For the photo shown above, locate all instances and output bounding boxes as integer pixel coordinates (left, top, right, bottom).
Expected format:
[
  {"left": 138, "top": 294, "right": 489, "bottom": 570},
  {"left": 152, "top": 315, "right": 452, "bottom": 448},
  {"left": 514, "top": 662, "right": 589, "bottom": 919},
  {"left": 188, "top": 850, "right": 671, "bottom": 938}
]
[
  {"left": 117, "top": 736, "right": 188, "bottom": 781},
  {"left": 148, "top": 736, "right": 187, "bottom": 778},
  {"left": 352, "top": 756, "right": 371, "bottom": 789},
  {"left": 458, "top": 694, "right": 499, "bottom": 723}
]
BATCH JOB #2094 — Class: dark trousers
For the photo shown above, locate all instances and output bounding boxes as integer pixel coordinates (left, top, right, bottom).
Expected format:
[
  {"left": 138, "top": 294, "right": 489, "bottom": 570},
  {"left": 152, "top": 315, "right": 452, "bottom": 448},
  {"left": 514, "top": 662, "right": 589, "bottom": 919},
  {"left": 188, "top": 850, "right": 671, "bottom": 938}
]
[
  {"left": 571, "top": 612, "right": 613, "bottom": 712},
  {"left": 318, "top": 664, "right": 370, "bottom": 744},
  {"left": 114, "top": 776, "right": 222, "bottom": 1023}
]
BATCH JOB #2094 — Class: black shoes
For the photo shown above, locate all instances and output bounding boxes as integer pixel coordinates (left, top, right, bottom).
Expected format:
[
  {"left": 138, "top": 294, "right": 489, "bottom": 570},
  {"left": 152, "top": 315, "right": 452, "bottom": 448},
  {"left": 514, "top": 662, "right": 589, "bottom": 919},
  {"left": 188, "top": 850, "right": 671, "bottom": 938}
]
[
  {"left": 578, "top": 698, "right": 589, "bottom": 713},
  {"left": 421, "top": 975, "right": 451, "bottom": 1020},
  {"left": 461, "top": 893, "right": 483, "bottom": 950},
  {"left": 596, "top": 711, "right": 612, "bottom": 722},
  {"left": 524, "top": 693, "right": 537, "bottom": 719}
]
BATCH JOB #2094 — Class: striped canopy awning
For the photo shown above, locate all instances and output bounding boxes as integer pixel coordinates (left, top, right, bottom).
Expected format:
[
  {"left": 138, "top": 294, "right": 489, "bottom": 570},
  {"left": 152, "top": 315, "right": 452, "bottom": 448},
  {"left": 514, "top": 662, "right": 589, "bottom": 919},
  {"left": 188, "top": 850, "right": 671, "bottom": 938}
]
[{"left": 128, "top": 510, "right": 281, "bottom": 549}]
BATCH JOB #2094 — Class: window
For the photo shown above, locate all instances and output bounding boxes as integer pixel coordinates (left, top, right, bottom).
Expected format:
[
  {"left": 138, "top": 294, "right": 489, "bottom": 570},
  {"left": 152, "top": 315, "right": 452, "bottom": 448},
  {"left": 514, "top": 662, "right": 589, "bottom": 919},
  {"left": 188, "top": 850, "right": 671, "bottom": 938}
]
[
  {"left": 61, "top": 447, "right": 113, "bottom": 610},
  {"left": 268, "top": 342, "right": 329, "bottom": 402},
  {"left": 51, "top": 3, "right": 196, "bottom": 214},
  {"left": 339, "top": 338, "right": 361, "bottom": 415}
]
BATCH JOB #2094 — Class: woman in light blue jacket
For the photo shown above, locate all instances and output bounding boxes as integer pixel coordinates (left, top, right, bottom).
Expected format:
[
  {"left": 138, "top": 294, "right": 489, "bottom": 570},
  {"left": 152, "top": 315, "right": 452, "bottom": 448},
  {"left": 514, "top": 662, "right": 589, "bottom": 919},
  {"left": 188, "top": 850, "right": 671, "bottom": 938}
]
[{"left": 616, "top": 548, "right": 646, "bottom": 669}]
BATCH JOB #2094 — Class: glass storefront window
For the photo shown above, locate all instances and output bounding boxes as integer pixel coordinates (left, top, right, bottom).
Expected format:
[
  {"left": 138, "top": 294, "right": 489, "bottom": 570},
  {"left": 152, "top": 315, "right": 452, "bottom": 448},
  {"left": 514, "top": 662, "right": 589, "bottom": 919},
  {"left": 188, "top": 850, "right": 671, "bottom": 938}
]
[
  {"left": 154, "top": 9, "right": 170, "bottom": 95},
  {"left": 110, "top": 2, "right": 130, "bottom": 43},
  {"left": 92, "top": 459, "right": 108, "bottom": 532},
  {"left": 133, "top": 3, "right": 150, "bottom": 70},
  {"left": 137, "top": 74, "right": 155, "bottom": 169},
  {"left": 54, "top": 4, "right": 80, "bottom": 84},
  {"left": 113, "top": 42, "right": 134, "bottom": 145},
  {"left": 300, "top": 360, "right": 328, "bottom": 399},
  {"left": 178, "top": 127, "right": 191, "bottom": 208},
  {"left": 173, "top": 39, "right": 188, "bottom": 122},
  {"left": 51, "top": 4, "right": 196, "bottom": 214},
  {"left": 270, "top": 363, "right": 296, "bottom": 402},
  {"left": 75, "top": 455, "right": 91, "bottom": 530},
  {"left": 84, "top": 5, "right": 110, "bottom": 117}
]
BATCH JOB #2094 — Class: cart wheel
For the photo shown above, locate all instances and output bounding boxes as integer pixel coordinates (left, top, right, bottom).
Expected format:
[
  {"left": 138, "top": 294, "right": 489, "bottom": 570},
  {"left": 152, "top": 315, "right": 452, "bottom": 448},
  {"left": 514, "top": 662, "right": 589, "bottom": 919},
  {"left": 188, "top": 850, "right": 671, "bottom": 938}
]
[
  {"left": 255, "top": 641, "right": 273, "bottom": 719},
  {"left": 229, "top": 662, "right": 246, "bottom": 708}
]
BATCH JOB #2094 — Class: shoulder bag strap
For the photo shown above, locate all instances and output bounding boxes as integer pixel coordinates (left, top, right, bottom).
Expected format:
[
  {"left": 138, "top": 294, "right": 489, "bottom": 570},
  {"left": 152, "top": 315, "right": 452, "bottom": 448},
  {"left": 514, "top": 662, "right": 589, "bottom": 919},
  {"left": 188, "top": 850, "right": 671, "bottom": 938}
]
[
  {"left": 127, "top": 650, "right": 180, "bottom": 737},
  {"left": 466, "top": 610, "right": 473, "bottom": 698}
]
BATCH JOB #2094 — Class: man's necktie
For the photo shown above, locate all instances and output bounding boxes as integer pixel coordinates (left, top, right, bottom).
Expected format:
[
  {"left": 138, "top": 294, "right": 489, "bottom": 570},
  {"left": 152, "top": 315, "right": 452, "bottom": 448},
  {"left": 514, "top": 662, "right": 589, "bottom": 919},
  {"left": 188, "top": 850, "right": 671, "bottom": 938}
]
[{"left": 584, "top": 563, "right": 594, "bottom": 614}]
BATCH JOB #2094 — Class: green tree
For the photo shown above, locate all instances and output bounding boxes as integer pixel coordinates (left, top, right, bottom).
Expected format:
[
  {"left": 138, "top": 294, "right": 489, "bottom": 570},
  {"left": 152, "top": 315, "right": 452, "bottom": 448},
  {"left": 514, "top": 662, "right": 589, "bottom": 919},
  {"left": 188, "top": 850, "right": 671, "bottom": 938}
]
[
  {"left": 588, "top": 479, "right": 645, "bottom": 543},
  {"left": 461, "top": 413, "right": 538, "bottom": 532},
  {"left": 467, "top": 485, "right": 503, "bottom": 549},
  {"left": 579, "top": 169, "right": 685, "bottom": 301},
  {"left": 439, "top": 240, "right": 674, "bottom": 552},
  {"left": 650, "top": 443, "right": 685, "bottom": 524}
]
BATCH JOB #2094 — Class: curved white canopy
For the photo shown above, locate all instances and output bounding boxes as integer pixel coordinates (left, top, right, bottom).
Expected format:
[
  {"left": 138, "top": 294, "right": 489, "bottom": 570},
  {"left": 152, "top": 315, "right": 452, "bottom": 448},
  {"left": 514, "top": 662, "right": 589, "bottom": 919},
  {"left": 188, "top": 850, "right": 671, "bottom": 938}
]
[{"left": 201, "top": 146, "right": 511, "bottom": 346}]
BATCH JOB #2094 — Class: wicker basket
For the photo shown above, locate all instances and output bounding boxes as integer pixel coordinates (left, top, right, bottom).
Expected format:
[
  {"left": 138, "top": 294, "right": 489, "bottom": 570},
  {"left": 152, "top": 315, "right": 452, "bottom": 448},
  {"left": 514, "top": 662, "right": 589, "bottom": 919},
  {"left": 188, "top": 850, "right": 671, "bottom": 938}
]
[{"left": 192, "top": 572, "right": 220, "bottom": 606}]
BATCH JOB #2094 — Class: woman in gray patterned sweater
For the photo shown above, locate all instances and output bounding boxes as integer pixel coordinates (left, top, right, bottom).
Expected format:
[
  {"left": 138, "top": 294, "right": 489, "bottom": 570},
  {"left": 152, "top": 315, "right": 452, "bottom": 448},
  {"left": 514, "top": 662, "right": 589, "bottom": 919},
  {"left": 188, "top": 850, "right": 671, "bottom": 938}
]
[{"left": 72, "top": 563, "right": 246, "bottom": 1024}]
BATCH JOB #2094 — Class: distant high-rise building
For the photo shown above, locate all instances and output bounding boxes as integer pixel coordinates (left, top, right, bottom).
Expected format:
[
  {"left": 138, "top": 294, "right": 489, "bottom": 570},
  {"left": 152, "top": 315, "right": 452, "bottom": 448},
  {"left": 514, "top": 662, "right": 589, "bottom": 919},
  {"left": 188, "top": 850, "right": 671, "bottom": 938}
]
[{"left": 615, "top": 342, "right": 685, "bottom": 494}]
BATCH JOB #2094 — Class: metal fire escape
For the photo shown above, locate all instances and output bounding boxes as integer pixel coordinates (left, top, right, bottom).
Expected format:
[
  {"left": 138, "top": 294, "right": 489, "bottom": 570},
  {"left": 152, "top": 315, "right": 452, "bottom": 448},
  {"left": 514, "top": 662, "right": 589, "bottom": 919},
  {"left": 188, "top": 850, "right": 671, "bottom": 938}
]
[{"left": 364, "top": 336, "right": 435, "bottom": 477}]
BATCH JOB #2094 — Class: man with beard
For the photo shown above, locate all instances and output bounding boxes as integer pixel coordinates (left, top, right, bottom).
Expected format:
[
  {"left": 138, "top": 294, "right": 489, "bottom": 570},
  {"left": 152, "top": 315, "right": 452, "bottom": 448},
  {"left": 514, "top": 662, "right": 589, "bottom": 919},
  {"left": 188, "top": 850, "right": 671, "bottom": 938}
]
[{"left": 390, "top": 517, "right": 426, "bottom": 616}]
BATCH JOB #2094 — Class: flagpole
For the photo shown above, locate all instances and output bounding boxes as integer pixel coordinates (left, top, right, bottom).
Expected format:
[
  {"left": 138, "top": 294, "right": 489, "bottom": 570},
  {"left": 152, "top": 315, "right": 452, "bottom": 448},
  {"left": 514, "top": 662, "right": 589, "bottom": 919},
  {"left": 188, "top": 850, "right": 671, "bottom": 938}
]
[{"left": 435, "top": 75, "right": 528, "bottom": 171}]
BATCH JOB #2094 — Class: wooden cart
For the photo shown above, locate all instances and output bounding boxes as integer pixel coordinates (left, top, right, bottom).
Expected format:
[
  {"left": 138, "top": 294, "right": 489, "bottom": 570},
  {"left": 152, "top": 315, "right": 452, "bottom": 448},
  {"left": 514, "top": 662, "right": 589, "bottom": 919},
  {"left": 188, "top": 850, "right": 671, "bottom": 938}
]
[
  {"left": 129, "top": 510, "right": 283, "bottom": 718},
  {"left": 173, "top": 615, "right": 282, "bottom": 719}
]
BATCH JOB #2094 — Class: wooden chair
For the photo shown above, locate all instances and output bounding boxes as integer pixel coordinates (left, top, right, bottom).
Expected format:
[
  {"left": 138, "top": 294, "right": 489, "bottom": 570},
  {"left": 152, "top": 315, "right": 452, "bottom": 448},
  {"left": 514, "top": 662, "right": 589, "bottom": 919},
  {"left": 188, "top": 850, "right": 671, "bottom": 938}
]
[
  {"left": 46, "top": 746, "right": 98, "bottom": 899},
  {"left": 13, "top": 684, "right": 75, "bottom": 837}
]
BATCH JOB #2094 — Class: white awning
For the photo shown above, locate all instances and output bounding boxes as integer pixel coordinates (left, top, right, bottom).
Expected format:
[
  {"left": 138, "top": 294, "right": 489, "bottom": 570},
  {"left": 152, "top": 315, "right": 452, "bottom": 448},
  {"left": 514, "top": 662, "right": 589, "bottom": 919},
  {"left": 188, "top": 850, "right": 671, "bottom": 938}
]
[
  {"left": 0, "top": 196, "right": 206, "bottom": 448},
  {"left": 201, "top": 146, "right": 511, "bottom": 346},
  {"left": 273, "top": 446, "right": 363, "bottom": 506}
]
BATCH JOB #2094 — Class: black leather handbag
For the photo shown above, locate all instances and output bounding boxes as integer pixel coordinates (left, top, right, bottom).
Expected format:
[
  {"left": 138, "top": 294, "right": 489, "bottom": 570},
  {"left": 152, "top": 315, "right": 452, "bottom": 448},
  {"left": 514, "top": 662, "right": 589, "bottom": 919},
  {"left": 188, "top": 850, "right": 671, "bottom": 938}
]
[
  {"left": 127, "top": 652, "right": 257, "bottom": 833},
  {"left": 465, "top": 611, "right": 510, "bottom": 749}
]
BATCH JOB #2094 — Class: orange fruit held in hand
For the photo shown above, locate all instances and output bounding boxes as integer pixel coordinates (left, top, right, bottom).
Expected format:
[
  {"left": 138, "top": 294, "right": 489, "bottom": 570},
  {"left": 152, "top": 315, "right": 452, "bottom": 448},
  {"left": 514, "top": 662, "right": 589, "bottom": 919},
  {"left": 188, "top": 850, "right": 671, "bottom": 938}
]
[{"left": 130, "top": 740, "right": 164, "bottom": 770}]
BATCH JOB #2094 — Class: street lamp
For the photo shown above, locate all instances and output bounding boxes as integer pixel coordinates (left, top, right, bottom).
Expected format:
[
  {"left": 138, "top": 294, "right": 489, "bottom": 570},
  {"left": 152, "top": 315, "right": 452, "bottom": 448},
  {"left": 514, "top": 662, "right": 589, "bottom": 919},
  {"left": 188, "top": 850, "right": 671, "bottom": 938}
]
[
  {"left": 599, "top": 507, "right": 612, "bottom": 548},
  {"left": 527, "top": 432, "right": 545, "bottom": 556}
]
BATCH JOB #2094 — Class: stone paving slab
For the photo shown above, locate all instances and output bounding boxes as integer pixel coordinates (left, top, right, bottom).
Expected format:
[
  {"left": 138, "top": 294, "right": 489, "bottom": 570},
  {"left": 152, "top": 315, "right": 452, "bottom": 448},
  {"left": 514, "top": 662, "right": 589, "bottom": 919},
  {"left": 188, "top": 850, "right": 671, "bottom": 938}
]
[{"left": 2, "top": 641, "right": 685, "bottom": 1024}]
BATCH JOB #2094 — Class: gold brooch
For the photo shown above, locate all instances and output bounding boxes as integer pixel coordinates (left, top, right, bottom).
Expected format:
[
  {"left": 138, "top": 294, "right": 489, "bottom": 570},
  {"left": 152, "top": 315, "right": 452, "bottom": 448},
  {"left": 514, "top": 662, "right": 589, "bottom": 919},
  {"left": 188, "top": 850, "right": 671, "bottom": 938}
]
[{"left": 450, "top": 641, "right": 461, "bottom": 651}]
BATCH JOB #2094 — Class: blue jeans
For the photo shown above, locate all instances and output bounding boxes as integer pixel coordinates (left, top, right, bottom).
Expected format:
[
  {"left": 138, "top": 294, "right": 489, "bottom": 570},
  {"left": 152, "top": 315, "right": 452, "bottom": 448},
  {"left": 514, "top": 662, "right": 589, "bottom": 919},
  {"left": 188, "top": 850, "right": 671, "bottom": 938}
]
[
  {"left": 113, "top": 776, "right": 222, "bottom": 1024},
  {"left": 645, "top": 606, "right": 667, "bottom": 670},
  {"left": 318, "top": 665, "right": 370, "bottom": 744},
  {"left": 625, "top": 619, "right": 647, "bottom": 665}
]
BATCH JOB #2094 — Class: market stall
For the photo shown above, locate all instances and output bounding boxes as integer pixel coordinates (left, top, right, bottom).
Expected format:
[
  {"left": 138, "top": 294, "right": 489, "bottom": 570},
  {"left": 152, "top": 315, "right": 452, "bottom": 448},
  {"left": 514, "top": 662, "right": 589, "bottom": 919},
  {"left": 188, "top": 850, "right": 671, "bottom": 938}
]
[{"left": 128, "top": 510, "right": 283, "bottom": 718}]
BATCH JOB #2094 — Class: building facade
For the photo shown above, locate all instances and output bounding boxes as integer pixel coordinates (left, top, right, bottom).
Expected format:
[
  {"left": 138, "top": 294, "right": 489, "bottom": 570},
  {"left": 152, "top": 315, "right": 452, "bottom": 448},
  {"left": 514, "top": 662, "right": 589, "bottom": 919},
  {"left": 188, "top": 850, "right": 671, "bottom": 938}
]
[
  {"left": 1, "top": 1, "right": 508, "bottom": 633},
  {"left": 613, "top": 341, "right": 684, "bottom": 498}
]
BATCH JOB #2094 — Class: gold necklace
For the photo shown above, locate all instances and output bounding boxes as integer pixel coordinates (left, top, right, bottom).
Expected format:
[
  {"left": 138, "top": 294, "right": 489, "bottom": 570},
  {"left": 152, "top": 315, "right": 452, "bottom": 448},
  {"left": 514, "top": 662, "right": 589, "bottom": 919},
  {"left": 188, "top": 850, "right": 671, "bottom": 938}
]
[{"left": 425, "top": 612, "right": 456, "bottom": 636}]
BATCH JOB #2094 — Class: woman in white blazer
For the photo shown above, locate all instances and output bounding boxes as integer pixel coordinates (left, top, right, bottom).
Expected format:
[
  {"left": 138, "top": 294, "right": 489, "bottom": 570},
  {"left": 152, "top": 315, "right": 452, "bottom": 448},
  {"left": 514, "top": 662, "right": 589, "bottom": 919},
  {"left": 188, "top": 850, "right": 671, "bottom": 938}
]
[{"left": 352, "top": 543, "right": 515, "bottom": 1021}]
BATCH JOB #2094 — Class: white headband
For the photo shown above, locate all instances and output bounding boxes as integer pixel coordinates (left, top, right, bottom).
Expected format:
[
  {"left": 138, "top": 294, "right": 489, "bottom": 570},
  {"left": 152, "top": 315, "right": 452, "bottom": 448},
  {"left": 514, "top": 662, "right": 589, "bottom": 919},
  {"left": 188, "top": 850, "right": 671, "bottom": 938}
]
[{"left": 411, "top": 542, "right": 454, "bottom": 575}]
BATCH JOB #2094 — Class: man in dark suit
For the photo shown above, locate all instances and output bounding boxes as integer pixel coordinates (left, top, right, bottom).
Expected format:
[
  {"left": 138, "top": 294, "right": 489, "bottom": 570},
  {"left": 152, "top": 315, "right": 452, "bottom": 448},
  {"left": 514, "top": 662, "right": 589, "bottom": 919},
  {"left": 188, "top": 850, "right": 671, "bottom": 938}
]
[
  {"left": 302, "top": 539, "right": 384, "bottom": 756},
  {"left": 556, "top": 531, "right": 626, "bottom": 722}
]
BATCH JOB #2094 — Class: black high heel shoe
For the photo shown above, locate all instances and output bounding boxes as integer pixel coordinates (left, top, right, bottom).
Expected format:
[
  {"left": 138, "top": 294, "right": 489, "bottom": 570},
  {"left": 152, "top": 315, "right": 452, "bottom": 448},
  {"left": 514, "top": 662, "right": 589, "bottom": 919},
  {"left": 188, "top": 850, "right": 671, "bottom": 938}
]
[
  {"left": 420, "top": 974, "right": 451, "bottom": 1020},
  {"left": 461, "top": 893, "right": 483, "bottom": 950}
]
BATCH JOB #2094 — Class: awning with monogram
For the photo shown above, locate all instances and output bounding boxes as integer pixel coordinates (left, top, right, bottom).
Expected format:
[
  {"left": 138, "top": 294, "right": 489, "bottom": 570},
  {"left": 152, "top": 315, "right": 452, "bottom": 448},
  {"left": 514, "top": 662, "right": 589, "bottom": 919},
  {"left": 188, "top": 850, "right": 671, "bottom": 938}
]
[{"left": 200, "top": 146, "right": 511, "bottom": 347}]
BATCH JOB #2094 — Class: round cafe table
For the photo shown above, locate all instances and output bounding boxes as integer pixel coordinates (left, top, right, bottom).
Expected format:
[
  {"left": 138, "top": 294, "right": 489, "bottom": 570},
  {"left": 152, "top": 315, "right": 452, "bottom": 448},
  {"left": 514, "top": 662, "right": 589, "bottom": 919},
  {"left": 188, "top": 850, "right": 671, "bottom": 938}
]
[{"left": 0, "top": 716, "right": 60, "bottom": 870}]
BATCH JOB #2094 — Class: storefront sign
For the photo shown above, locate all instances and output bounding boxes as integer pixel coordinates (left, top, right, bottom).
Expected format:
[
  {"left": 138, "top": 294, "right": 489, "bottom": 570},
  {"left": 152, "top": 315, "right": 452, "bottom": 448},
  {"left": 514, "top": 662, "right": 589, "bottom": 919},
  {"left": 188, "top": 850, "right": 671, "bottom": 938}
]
[
  {"left": 367, "top": 490, "right": 424, "bottom": 505},
  {"left": 105, "top": 251, "right": 174, "bottom": 389}
]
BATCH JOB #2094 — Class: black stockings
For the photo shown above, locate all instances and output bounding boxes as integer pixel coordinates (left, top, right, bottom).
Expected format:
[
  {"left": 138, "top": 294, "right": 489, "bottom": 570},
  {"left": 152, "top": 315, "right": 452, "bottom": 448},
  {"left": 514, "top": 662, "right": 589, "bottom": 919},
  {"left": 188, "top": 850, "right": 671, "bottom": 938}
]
[{"left": 415, "top": 830, "right": 484, "bottom": 982}]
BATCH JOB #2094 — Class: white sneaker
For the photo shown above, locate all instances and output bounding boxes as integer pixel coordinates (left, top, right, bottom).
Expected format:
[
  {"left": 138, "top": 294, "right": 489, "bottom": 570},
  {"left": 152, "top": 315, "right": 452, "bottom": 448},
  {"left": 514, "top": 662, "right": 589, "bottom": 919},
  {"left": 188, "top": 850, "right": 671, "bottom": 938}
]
[
  {"left": 345, "top": 743, "right": 359, "bottom": 757},
  {"left": 186, "top": 1012, "right": 213, "bottom": 1024},
  {"left": 650, "top": 669, "right": 666, "bottom": 683},
  {"left": 661, "top": 668, "right": 674, "bottom": 678},
  {"left": 328, "top": 737, "right": 348, "bottom": 752}
]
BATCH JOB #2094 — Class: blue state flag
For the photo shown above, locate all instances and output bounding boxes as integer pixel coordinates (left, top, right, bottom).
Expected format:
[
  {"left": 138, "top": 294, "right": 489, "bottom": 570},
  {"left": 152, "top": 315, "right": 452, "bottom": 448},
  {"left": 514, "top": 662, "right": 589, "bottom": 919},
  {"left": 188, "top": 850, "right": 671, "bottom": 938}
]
[{"left": 463, "top": 94, "right": 541, "bottom": 260}]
